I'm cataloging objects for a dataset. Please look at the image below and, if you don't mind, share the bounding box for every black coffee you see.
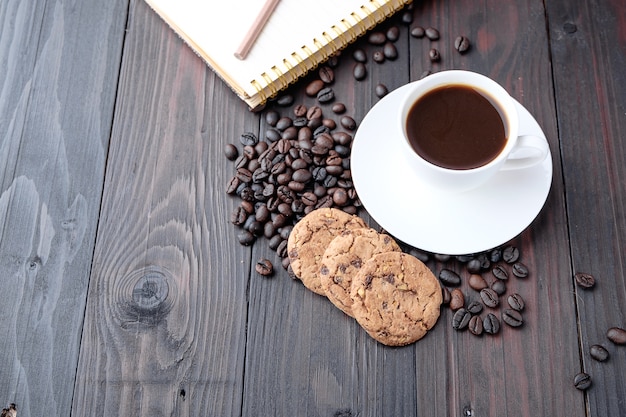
[406,85,507,170]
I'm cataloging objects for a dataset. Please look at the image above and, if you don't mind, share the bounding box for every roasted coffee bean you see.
[429,48,441,62]
[341,116,357,131]
[265,128,281,142]
[276,94,294,107]
[292,117,308,128]
[483,313,500,335]
[292,104,307,117]
[401,10,413,24]
[512,262,529,278]
[454,36,471,53]
[248,220,264,236]
[317,87,335,103]
[410,26,425,38]
[353,62,367,80]
[224,143,239,160]
[466,301,483,315]
[607,327,626,345]
[450,288,465,310]
[265,110,280,126]
[452,308,471,330]
[332,189,349,206]
[368,31,386,45]
[435,253,451,262]
[372,50,385,63]
[425,27,440,40]
[352,48,367,63]
[502,245,520,263]
[375,84,389,98]
[306,106,323,120]
[439,268,461,286]
[252,167,269,183]
[318,66,335,84]
[476,253,491,270]
[574,272,595,289]
[573,372,592,390]
[469,274,488,291]
[237,230,255,246]
[386,26,400,41]
[276,117,293,131]
[331,102,346,114]
[236,167,253,183]
[502,309,523,327]
[480,288,499,308]
[456,254,473,263]
[283,126,298,140]
[507,293,525,311]
[333,132,352,146]
[276,239,288,257]
[268,234,282,250]
[491,280,506,296]
[468,315,483,336]
[383,42,398,60]
[492,265,509,280]
[589,344,609,362]
[255,258,274,276]
[226,176,240,194]
[466,259,482,274]
[322,118,336,130]
[489,248,502,263]
[230,206,248,226]
[240,132,258,146]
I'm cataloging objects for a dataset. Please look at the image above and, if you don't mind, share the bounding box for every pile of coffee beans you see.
[570,271,626,390]
[416,245,528,337]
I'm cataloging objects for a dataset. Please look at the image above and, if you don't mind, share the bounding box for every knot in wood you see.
[117,266,176,329]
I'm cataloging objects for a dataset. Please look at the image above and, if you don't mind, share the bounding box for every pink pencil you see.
[234,0,280,60]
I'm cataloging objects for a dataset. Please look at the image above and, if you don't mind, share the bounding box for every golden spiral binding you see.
[313,38,328,61]
[250,79,266,103]
[261,72,278,97]
[352,9,367,34]
[321,31,338,55]
[271,65,289,90]
[301,44,318,68]
[339,18,358,43]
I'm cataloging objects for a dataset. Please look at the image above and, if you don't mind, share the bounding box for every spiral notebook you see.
[145,0,412,109]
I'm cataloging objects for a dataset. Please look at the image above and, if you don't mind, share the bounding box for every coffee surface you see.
[406,85,506,170]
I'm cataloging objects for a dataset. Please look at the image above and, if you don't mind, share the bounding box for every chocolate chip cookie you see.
[350,251,442,346]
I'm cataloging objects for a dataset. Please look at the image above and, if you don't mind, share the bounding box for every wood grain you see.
[0,0,127,415]
[547,0,626,414]
[72,0,258,414]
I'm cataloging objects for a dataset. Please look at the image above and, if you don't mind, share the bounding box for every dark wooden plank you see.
[0,0,127,415]
[546,0,626,414]
[71,0,259,415]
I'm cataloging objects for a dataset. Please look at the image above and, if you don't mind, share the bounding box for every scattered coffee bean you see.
[240,132,259,146]
[332,102,346,114]
[368,31,387,45]
[255,258,274,276]
[452,308,471,330]
[353,62,367,80]
[489,248,502,263]
[401,10,413,24]
[491,280,506,296]
[375,84,389,98]
[607,327,626,345]
[225,143,239,160]
[352,48,367,63]
[480,288,499,308]
[372,50,385,63]
[425,27,440,40]
[410,26,425,38]
[237,230,255,246]
[386,26,400,42]
[492,265,509,280]
[502,309,523,327]
[483,313,500,335]
[466,259,481,274]
[439,268,461,286]
[507,293,525,311]
[317,87,335,103]
[306,79,325,96]
[383,42,398,60]
[454,35,471,53]
[318,66,335,84]
[340,116,357,131]
[574,272,595,289]
[265,110,280,126]
[512,262,529,278]
[469,274,488,290]
[573,372,592,390]
[468,315,483,336]
[434,253,451,262]
[441,286,451,305]
[589,344,609,362]
[466,301,483,315]
[502,245,520,263]
[276,94,294,107]
[429,48,441,62]
[450,288,465,310]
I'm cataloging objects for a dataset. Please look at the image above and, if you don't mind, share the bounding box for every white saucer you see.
[351,83,552,255]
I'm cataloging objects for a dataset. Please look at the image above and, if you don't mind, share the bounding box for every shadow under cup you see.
[399,70,525,193]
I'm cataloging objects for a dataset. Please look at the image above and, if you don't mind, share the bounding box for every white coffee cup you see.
[398,70,549,192]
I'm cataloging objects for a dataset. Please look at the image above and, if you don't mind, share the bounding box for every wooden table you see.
[2,0,625,415]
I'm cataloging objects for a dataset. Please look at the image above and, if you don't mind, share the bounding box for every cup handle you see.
[500,135,549,171]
